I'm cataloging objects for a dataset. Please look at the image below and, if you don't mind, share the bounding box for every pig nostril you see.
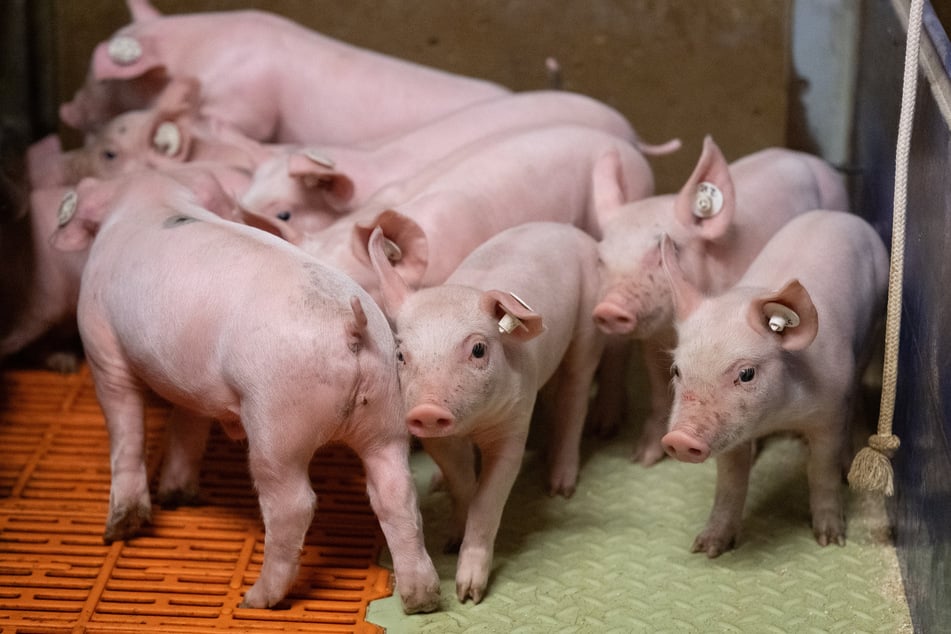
[687,447,703,457]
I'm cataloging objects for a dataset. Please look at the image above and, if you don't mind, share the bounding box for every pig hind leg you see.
[240,417,322,609]
[545,337,604,497]
[88,356,153,543]
[360,439,441,614]
[156,407,213,507]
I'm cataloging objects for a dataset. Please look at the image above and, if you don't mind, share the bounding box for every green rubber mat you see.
[368,429,912,633]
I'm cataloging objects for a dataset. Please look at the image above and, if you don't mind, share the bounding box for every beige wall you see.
[51,0,792,193]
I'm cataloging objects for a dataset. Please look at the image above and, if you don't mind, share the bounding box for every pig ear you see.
[481,290,545,342]
[367,226,411,317]
[673,135,736,241]
[92,34,163,81]
[287,151,355,209]
[660,234,703,321]
[748,279,819,351]
[49,178,115,251]
[351,209,428,288]
[239,207,303,244]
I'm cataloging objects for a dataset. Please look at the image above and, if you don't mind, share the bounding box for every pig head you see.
[591,135,848,465]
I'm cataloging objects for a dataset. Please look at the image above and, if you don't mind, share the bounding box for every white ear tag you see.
[303,148,336,168]
[498,292,533,334]
[108,35,143,65]
[693,181,724,218]
[383,238,402,262]
[153,122,182,156]
[764,302,800,333]
[57,191,78,227]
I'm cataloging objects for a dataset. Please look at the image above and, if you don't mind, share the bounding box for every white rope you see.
[848,0,925,495]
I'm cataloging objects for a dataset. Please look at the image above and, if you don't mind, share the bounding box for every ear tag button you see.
[303,149,336,168]
[764,302,800,333]
[497,293,534,334]
[108,35,143,65]
[383,238,402,262]
[153,122,182,156]
[57,191,78,227]
[693,181,724,218]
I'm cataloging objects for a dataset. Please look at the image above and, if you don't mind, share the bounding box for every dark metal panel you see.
[853,1,951,631]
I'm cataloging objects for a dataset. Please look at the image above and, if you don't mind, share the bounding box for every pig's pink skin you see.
[369,221,605,603]
[61,1,508,143]
[0,186,87,367]
[660,210,888,557]
[592,136,849,466]
[246,124,654,308]
[50,170,440,613]
[26,135,69,189]
[240,90,675,233]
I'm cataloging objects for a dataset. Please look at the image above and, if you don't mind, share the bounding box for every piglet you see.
[240,90,678,233]
[660,210,888,556]
[245,124,655,306]
[49,169,440,612]
[368,221,606,603]
[61,0,508,144]
[592,136,848,465]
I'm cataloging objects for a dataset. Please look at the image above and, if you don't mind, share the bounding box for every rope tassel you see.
[847,0,924,496]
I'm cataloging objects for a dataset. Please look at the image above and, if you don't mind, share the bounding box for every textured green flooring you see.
[368,424,912,633]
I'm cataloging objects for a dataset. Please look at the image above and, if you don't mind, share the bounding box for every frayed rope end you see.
[847,434,901,496]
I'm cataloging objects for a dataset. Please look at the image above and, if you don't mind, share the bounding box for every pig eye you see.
[738,367,755,383]
[102,149,117,161]
[670,364,680,379]
[471,342,486,359]
[276,210,292,221]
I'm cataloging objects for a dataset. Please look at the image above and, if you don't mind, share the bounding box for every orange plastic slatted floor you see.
[0,366,391,633]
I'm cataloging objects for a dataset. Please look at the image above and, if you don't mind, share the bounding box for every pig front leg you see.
[631,337,674,466]
[156,407,212,508]
[692,442,754,557]
[361,440,442,614]
[241,430,318,609]
[420,436,479,551]
[805,424,847,547]
[456,431,527,604]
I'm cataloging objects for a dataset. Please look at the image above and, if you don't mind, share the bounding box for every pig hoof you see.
[156,486,202,509]
[814,526,846,547]
[399,581,441,614]
[103,502,152,544]
[44,351,81,374]
[630,441,667,467]
[690,532,736,558]
[456,579,485,605]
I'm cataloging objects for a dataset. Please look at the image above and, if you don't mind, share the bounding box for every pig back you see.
[80,205,397,429]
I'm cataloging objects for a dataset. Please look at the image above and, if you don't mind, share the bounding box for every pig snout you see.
[592,299,636,335]
[406,403,456,437]
[662,429,710,463]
